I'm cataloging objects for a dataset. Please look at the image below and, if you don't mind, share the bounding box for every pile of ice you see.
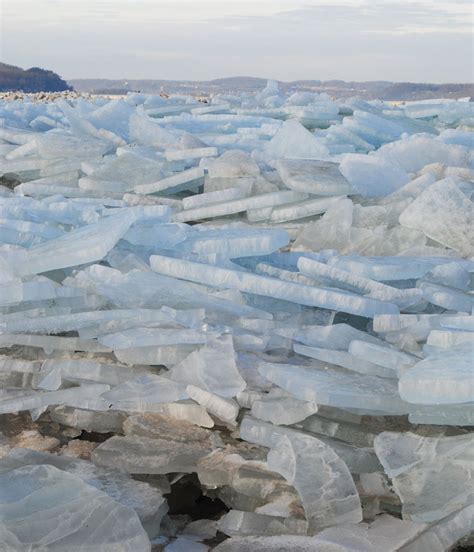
[0,81,472,551]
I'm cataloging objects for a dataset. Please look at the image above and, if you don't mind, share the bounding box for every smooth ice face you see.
[267,433,362,532]
[258,361,408,414]
[374,432,474,522]
[264,119,329,161]
[4,211,135,276]
[276,159,352,195]
[399,179,474,257]
[170,335,246,398]
[398,344,474,404]
[339,154,409,197]
[0,464,151,551]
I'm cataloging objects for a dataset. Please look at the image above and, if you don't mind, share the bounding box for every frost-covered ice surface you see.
[0,82,473,551]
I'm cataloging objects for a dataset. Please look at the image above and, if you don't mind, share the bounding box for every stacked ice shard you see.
[0,82,473,551]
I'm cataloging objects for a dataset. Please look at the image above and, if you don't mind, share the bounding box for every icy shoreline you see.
[0,81,472,551]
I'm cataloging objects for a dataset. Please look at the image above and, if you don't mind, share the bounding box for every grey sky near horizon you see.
[1,0,472,83]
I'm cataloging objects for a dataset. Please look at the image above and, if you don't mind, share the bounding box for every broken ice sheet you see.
[374,432,474,522]
[267,432,362,532]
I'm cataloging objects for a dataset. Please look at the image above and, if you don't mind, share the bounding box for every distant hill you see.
[70,76,473,100]
[0,62,72,93]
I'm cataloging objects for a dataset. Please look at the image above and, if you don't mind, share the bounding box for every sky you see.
[1,0,472,83]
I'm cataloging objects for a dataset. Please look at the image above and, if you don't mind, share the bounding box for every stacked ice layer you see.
[0,81,472,551]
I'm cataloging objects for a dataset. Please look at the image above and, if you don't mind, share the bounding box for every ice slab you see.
[258,361,408,414]
[340,154,410,197]
[276,159,352,195]
[150,254,399,317]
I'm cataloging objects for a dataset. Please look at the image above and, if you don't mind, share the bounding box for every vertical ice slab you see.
[267,432,362,532]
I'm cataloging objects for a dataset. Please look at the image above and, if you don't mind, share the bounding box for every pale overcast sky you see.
[1,0,472,82]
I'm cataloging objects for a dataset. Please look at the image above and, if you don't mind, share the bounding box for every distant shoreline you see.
[69,77,473,101]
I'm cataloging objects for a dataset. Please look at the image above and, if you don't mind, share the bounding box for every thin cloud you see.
[1,0,472,82]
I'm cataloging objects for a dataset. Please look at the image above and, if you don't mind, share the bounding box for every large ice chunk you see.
[0,464,150,551]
